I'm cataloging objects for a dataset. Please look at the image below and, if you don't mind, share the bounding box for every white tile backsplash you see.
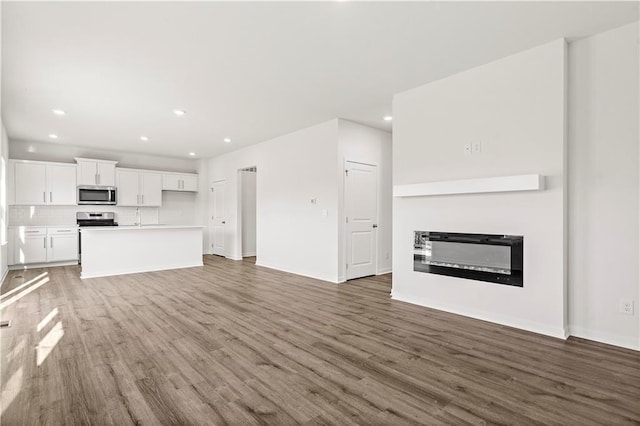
[9,205,159,227]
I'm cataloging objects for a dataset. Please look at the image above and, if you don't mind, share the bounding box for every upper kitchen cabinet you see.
[9,160,77,205]
[162,172,198,192]
[116,168,162,206]
[75,158,118,186]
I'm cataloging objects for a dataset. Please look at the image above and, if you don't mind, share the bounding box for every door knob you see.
[222,221,226,224]
[373,224,378,228]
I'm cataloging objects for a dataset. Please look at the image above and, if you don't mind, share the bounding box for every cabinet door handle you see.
[44,237,46,248]
[141,194,144,204]
[43,192,46,203]
[50,192,53,202]
[97,174,101,185]
[25,230,40,234]
[95,173,98,184]
[50,237,53,248]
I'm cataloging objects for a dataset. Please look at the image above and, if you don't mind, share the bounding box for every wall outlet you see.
[463,143,472,156]
[620,299,634,315]
[472,141,482,154]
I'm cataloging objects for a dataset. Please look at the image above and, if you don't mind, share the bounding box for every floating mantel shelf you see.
[393,174,545,197]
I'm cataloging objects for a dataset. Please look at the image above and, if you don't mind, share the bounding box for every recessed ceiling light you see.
[140,136,149,142]
[223,138,231,143]
[189,152,195,156]
[173,109,186,116]
[383,116,393,121]
[48,134,58,139]
[52,109,66,116]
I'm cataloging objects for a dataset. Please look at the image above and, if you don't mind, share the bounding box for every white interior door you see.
[346,161,378,280]
[210,180,226,256]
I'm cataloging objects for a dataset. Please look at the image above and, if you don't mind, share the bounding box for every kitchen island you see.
[80,225,203,279]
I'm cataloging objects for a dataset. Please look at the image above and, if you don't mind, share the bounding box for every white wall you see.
[240,170,257,257]
[337,119,393,281]
[568,22,639,350]
[392,40,567,338]
[0,123,8,285]
[208,120,340,282]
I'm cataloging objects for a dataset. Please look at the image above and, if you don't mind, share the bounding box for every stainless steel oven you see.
[77,185,117,205]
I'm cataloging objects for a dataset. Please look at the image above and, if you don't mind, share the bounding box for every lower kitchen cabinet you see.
[10,226,78,265]
[48,228,80,262]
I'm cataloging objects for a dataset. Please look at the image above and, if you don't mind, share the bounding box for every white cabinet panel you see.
[116,170,140,206]
[76,159,117,186]
[162,174,181,191]
[14,163,47,205]
[13,230,48,265]
[141,173,162,206]
[181,175,198,192]
[77,161,98,185]
[48,232,78,262]
[97,162,116,186]
[117,170,162,206]
[11,227,78,265]
[12,162,76,206]
[48,165,77,205]
[161,173,198,192]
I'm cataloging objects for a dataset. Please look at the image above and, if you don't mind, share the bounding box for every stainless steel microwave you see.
[77,185,117,205]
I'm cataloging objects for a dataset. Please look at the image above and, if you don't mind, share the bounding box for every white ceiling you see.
[2,2,638,159]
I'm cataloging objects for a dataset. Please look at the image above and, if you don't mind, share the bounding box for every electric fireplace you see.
[414,231,523,287]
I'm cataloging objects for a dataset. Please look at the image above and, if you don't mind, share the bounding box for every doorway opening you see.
[209,180,226,257]
[239,167,257,264]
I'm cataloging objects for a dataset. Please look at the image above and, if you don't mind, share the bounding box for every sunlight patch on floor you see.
[37,307,59,332]
[0,366,23,416]
[0,275,50,310]
[36,321,64,367]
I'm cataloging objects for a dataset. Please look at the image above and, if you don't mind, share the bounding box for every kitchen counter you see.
[87,224,202,231]
[80,225,203,279]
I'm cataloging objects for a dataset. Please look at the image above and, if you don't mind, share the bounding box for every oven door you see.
[77,186,117,205]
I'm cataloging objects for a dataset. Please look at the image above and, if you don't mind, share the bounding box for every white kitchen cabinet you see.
[48,165,77,204]
[141,172,162,206]
[75,158,117,186]
[48,228,79,262]
[11,160,77,206]
[14,228,48,264]
[161,172,198,192]
[10,227,78,265]
[116,169,162,206]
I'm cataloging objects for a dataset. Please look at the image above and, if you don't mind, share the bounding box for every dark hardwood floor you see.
[1,255,639,425]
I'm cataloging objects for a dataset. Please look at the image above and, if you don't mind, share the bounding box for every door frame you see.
[209,179,226,257]
[342,159,379,282]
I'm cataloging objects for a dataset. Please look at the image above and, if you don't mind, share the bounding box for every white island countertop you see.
[82,224,203,231]
[80,225,203,279]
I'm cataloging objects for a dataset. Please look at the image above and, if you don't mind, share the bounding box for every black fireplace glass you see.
[414,231,523,287]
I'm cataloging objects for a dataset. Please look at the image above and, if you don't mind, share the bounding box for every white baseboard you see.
[242,252,256,257]
[569,326,639,351]
[227,256,242,261]
[9,260,79,270]
[391,292,568,340]
[255,261,339,284]
[376,268,392,275]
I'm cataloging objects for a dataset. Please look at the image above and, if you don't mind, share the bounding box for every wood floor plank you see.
[1,256,639,425]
